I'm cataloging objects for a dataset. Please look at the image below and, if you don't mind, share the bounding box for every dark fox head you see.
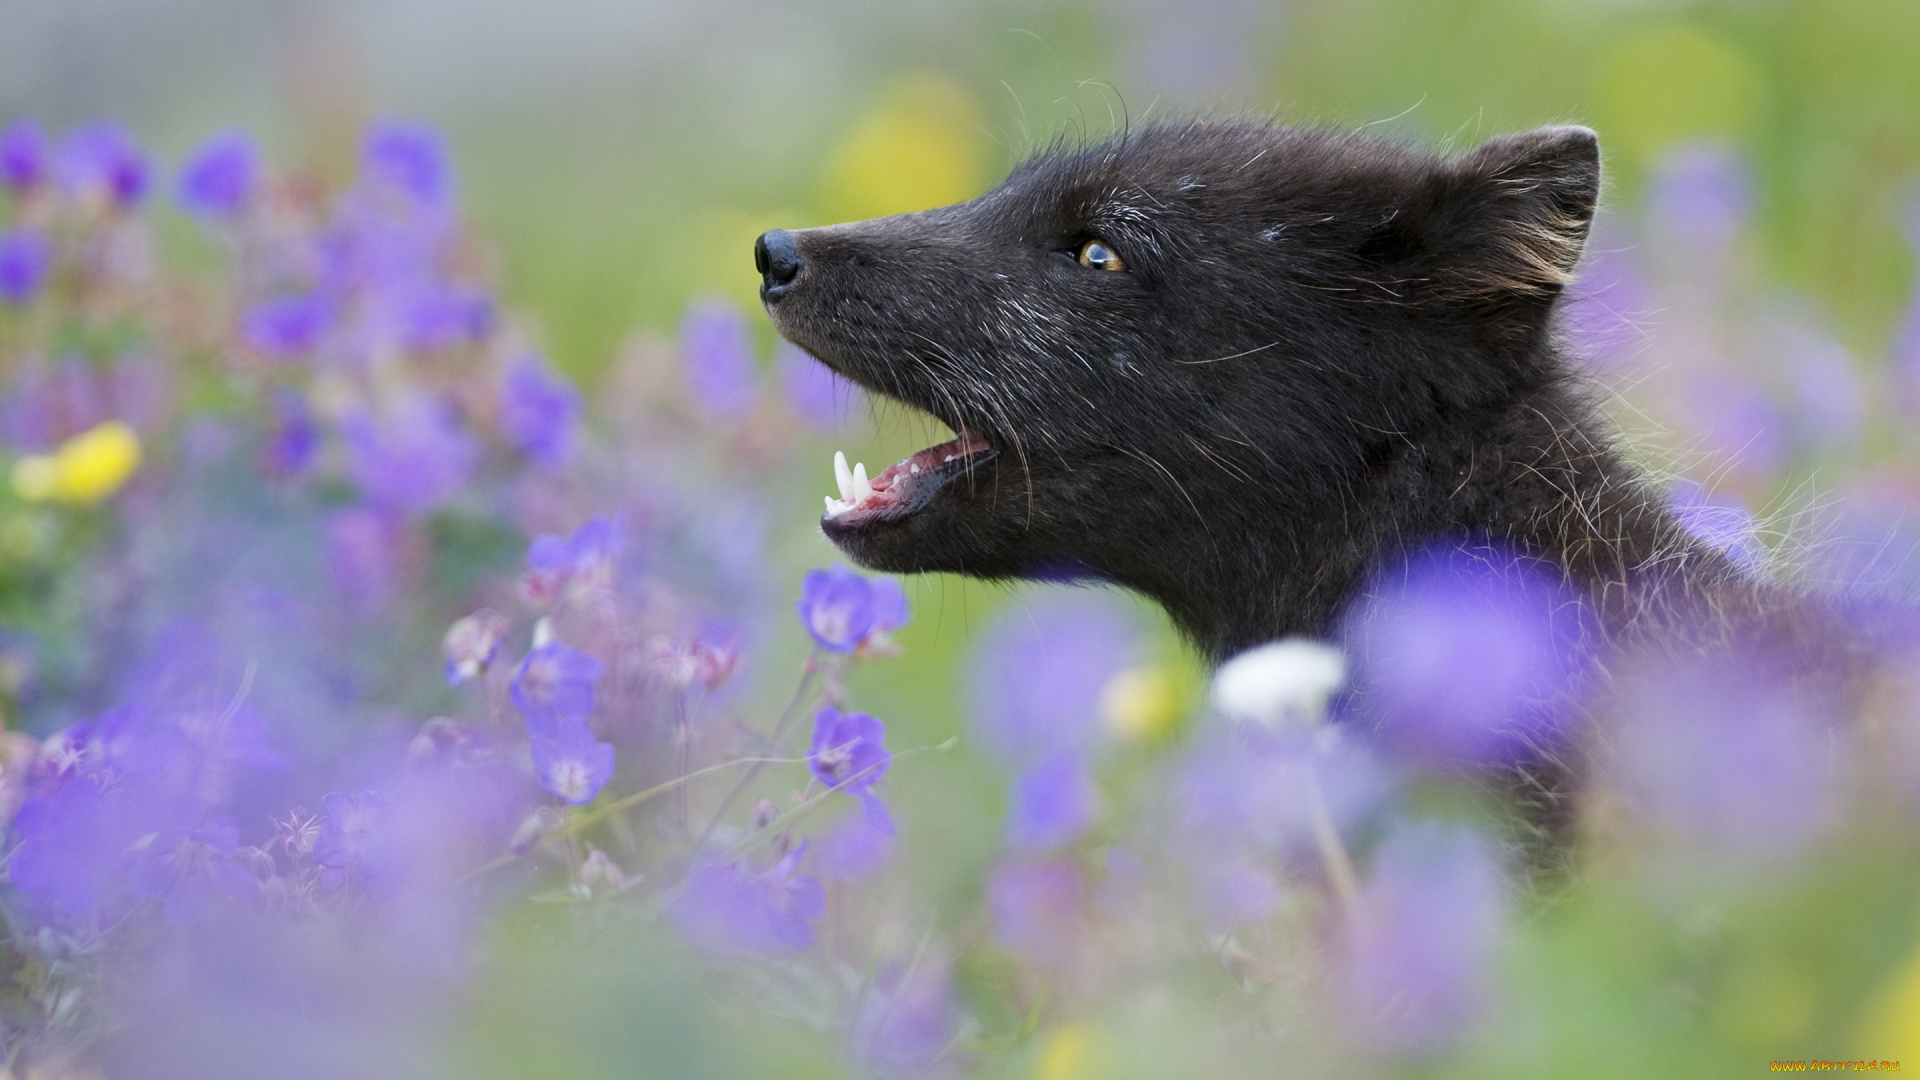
[758,121,1628,658]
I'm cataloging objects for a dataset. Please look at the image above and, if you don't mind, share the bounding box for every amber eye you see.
[1077,239,1126,271]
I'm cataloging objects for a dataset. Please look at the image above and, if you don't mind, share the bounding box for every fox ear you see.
[1434,125,1601,299]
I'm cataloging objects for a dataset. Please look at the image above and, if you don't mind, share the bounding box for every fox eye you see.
[1076,239,1126,272]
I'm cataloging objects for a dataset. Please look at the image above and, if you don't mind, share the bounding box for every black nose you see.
[755,229,802,302]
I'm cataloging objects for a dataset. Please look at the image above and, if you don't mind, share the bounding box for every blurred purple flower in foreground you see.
[1338,820,1506,1060]
[314,789,392,890]
[127,815,258,925]
[1667,478,1764,570]
[681,299,758,419]
[511,640,604,722]
[263,387,319,477]
[1345,544,1593,768]
[176,131,259,221]
[988,860,1085,969]
[10,778,122,914]
[529,716,615,805]
[0,118,47,191]
[818,793,896,881]
[498,352,580,467]
[0,229,52,306]
[810,707,890,795]
[1006,753,1100,851]
[849,959,963,1078]
[668,845,825,954]
[965,591,1141,765]
[796,565,909,653]
[60,120,151,208]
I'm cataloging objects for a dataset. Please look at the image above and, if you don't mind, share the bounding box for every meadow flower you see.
[442,609,510,685]
[9,777,125,915]
[987,860,1085,968]
[809,707,890,794]
[523,516,622,604]
[127,816,260,925]
[242,293,334,360]
[849,958,963,1078]
[668,846,825,953]
[681,299,758,418]
[325,505,402,605]
[10,420,143,504]
[511,641,604,721]
[363,119,455,208]
[262,387,319,477]
[1338,820,1506,1060]
[817,793,896,881]
[314,789,393,890]
[965,591,1141,765]
[1175,726,1387,857]
[0,228,52,306]
[340,394,481,515]
[176,131,259,220]
[0,118,47,191]
[529,715,615,805]
[1647,143,1752,253]
[645,634,740,690]
[1005,753,1099,851]
[498,353,580,466]
[1210,638,1346,730]
[1343,544,1593,769]
[796,565,877,652]
[59,120,150,208]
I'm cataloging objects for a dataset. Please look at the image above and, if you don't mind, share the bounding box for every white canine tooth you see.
[943,454,956,463]
[910,463,920,474]
[852,461,873,502]
[834,451,855,502]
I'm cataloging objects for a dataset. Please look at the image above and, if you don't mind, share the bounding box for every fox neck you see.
[1096,379,1744,664]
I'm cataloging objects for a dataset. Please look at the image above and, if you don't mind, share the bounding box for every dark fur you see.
[763,120,1760,664]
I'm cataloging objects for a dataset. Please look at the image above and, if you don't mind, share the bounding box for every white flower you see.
[1210,638,1347,730]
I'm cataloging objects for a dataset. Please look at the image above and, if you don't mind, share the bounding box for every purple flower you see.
[681,299,758,418]
[9,778,124,914]
[177,131,259,220]
[668,845,825,953]
[314,789,392,889]
[340,394,480,515]
[809,707,890,794]
[1176,727,1388,857]
[965,591,1142,765]
[400,284,492,351]
[795,564,909,652]
[1681,370,1789,482]
[363,120,454,207]
[262,387,319,477]
[1344,544,1594,769]
[0,118,47,191]
[849,958,964,1078]
[0,229,52,306]
[1647,143,1751,252]
[443,609,510,685]
[818,793,897,881]
[498,353,580,466]
[529,716,615,805]
[326,506,402,605]
[59,121,150,208]
[127,816,259,925]
[243,292,334,360]
[779,341,860,429]
[1607,655,1837,864]
[987,860,1085,968]
[1006,753,1100,851]
[523,516,622,605]
[1338,821,1506,1060]
[511,641,604,721]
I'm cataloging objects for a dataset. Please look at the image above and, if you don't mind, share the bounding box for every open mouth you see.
[821,429,997,526]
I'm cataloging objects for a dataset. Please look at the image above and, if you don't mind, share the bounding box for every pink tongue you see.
[871,431,988,493]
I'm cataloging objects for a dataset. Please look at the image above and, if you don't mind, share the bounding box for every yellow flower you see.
[10,420,143,505]
[1101,665,1187,743]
